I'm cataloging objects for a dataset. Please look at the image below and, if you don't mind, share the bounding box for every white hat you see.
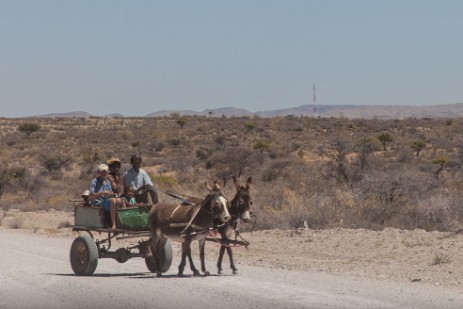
[97,164,109,172]
[81,190,90,197]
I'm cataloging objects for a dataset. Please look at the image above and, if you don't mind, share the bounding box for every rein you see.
[159,189,194,205]
[207,227,250,249]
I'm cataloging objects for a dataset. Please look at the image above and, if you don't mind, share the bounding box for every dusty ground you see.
[1,209,462,289]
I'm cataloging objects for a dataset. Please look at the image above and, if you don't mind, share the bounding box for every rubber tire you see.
[70,236,98,276]
[145,238,173,273]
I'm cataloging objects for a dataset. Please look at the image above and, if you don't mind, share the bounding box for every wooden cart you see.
[69,205,172,276]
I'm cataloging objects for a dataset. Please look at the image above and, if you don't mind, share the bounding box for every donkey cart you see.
[70,205,172,276]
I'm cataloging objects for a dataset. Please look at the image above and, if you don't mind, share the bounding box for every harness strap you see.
[180,205,201,234]
[170,205,182,218]
[170,222,208,231]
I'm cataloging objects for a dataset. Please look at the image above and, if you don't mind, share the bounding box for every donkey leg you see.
[182,239,200,276]
[186,251,200,276]
[217,245,226,274]
[178,241,189,276]
[198,238,210,276]
[226,246,238,274]
[151,228,164,277]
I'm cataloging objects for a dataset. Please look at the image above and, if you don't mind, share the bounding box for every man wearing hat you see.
[107,157,123,196]
[88,163,122,229]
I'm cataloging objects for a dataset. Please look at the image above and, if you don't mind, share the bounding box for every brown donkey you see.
[216,177,253,274]
[148,182,231,277]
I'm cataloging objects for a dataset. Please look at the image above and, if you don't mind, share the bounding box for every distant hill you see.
[203,107,254,117]
[146,107,253,117]
[27,102,463,119]
[31,111,92,118]
[145,109,204,117]
[145,103,463,119]
[104,113,125,118]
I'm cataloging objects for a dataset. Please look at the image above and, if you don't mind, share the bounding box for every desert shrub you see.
[152,174,177,185]
[176,118,187,129]
[261,159,291,182]
[39,153,71,173]
[408,195,453,231]
[397,149,413,163]
[411,141,426,157]
[168,138,182,147]
[431,253,451,266]
[209,146,254,182]
[377,133,393,151]
[9,217,23,229]
[57,220,72,229]
[244,122,256,135]
[253,187,335,230]
[9,168,44,196]
[196,148,209,161]
[17,122,41,136]
[154,141,165,152]
[43,194,75,211]
[0,165,24,202]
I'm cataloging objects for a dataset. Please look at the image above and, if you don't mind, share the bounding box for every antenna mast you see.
[313,84,317,117]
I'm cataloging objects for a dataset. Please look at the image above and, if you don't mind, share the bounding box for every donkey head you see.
[206,181,231,223]
[230,177,253,222]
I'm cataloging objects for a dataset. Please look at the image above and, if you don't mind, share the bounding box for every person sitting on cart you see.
[121,186,145,207]
[123,154,158,205]
[106,157,123,196]
[88,164,123,229]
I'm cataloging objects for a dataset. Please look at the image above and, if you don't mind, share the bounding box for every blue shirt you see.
[123,168,154,191]
[89,177,113,205]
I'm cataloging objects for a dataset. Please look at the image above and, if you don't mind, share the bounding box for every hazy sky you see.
[1,1,462,117]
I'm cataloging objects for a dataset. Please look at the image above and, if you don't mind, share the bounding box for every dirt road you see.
[1,229,462,309]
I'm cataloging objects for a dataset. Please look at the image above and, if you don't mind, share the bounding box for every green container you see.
[117,206,150,231]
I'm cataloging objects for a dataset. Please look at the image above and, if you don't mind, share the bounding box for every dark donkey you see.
[148,182,231,277]
[215,177,253,274]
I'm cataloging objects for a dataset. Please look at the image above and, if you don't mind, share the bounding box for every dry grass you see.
[57,220,71,229]
[0,116,462,231]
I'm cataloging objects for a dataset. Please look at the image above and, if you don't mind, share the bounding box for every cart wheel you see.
[145,238,173,273]
[70,236,98,276]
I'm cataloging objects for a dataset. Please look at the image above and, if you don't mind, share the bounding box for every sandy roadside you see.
[1,209,462,290]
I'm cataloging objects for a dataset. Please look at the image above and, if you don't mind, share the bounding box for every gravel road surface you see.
[1,229,462,309]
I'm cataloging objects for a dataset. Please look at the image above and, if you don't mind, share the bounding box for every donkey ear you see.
[205,182,213,191]
[245,177,252,190]
[233,176,240,191]
[213,180,221,191]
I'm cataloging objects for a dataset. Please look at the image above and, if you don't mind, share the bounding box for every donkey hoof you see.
[232,269,238,275]
[177,272,185,277]
[193,270,200,276]
[218,269,223,275]
[204,271,210,276]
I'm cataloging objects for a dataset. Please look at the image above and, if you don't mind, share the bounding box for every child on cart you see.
[122,186,145,208]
